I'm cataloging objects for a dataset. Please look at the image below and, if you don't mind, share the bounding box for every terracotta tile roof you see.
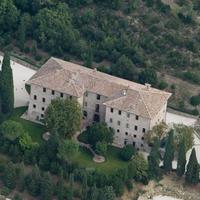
[27,57,171,119]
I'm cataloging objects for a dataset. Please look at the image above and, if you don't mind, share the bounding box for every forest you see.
[0,0,200,81]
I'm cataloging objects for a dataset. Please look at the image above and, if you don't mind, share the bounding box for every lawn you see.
[72,146,129,174]
[9,107,46,143]
[75,129,130,174]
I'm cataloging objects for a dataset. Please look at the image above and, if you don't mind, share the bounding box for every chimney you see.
[145,83,151,90]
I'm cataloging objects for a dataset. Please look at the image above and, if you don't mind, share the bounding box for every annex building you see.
[26,57,171,150]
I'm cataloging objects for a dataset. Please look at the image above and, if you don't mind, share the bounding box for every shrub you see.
[191,109,199,116]
[190,95,200,106]
[120,145,135,161]
[24,46,30,54]
[158,81,168,90]
[13,194,23,200]
[1,186,11,196]
[95,141,107,156]
[126,180,133,191]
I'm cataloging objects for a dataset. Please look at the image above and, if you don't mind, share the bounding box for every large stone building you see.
[26,57,171,150]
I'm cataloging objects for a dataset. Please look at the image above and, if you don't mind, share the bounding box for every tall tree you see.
[111,55,136,81]
[18,15,26,51]
[176,139,186,177]
[185,148,199,185]
[0,53,14,114]
[163,130,175,173]
[2,162,17,189]
[67,173,74,200]
[45,98,82,138]
[57,170,64,200]
[138,68,158,87]
[26,165,41,196]
[57,139,79,163]
[148,139,161,180]
[40,172,53,200]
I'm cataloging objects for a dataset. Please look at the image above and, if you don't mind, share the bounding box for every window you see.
[127,113,130,118]
[42,107,45,111]
[133,142,136,147]
[33,104,36,108]
[97,94,100,100]
[70,96,72,99]
[42,98,46,103]
[126,123,129,128]
[135,126,138,131]
[142,137,144,140]
[95,104,100,112]
[85,92,88,97]
[142,128,146,133]
[141,144,144,147]
[60,93,64,98]
[110,118,113,123]
[110,108,113,113]
[136,115,139,120]
[83,111,87,118]
[125,132,128,136]
[52,90,55,95]
[84,102,87,107]
[117,129,120,133]
[41,114,44,118]
[34,95,37,100]
[118,110,121,115]
[124,140,127,145]
[117,121,120,126]
[134,135,137,138]
[43,88,46,92]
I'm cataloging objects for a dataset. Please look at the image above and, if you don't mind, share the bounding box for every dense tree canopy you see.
[0,0,199,87]
[45,98,82,138]
[85,122,114,147]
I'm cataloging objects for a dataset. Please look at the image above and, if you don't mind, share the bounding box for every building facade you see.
[27,57,171,150]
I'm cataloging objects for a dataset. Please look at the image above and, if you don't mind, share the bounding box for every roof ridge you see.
[103,94,127,105]
[138,91,151,118]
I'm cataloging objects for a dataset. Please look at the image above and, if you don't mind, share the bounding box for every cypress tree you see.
[163,130,175,173]
[185,148,199,185]
[176,139,186,177]
[27,165,41,196]
[148,138,162,180]
[67,173,74,200]
[0,52,14,114]
[57,170,64,200]
[18,16,26,51]
[40,172,53,200]
[2,162,17,189]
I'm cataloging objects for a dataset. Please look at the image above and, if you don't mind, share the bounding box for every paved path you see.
[73,131,105,162]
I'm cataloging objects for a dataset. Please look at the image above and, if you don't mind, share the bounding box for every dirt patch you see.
[159,73,200,112]
[120,174,200,200]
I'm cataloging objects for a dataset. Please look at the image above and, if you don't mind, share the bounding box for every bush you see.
[126,180,133,191]
[13,194,23,200]
[191,109,199,116]
[119,145,135,161]
[95,141,107,156]
[24,46,30,54]
[35,54,42,61]
[190,95,200,106]
[1,186,11,196]
[158,81,168,90]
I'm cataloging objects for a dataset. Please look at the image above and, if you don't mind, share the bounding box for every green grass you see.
[76,130,130,174]
[72,146,129,174]
[9,107,46,143]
